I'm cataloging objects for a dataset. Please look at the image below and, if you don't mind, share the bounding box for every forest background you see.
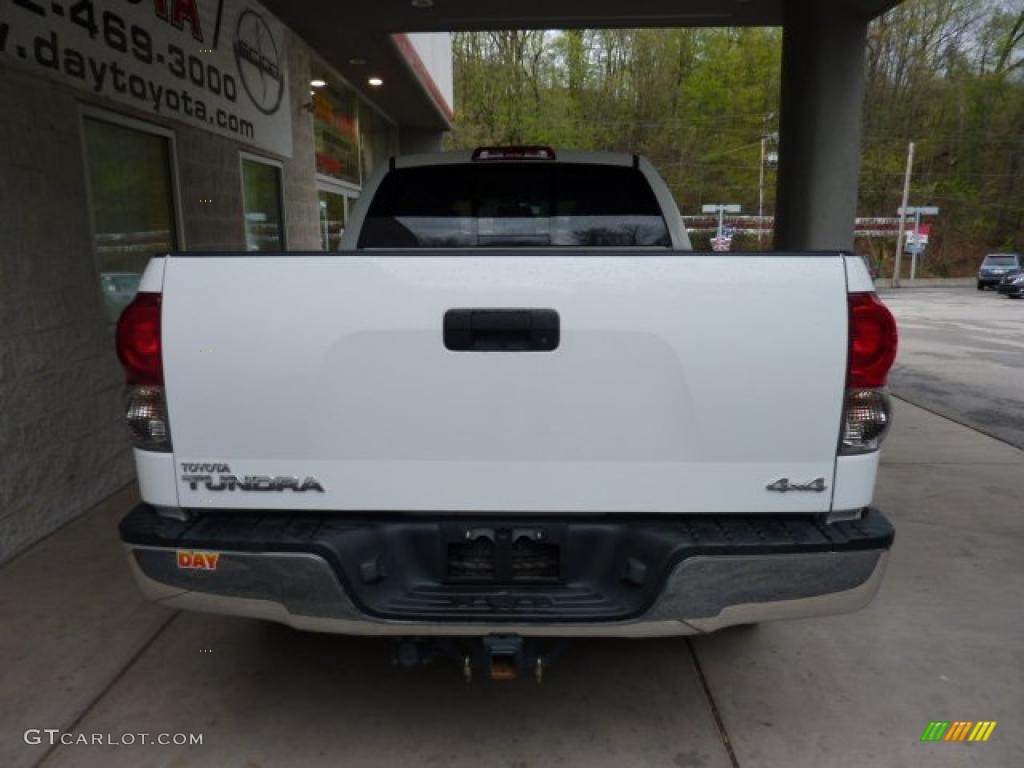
[446,0,1024,274]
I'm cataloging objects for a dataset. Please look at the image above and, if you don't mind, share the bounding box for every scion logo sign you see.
[0,0,292,156]
[234,9,282,115]
[181,463,325,492]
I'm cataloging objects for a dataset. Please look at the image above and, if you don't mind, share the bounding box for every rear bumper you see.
[120,505,894,637]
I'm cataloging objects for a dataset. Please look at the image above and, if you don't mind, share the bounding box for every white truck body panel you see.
[160,252,850,514]
[120,152,895,642]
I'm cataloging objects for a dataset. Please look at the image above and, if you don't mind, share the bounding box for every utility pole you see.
[893,141,915,287]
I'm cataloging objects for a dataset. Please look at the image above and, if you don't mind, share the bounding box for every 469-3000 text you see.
[9,0,238,102]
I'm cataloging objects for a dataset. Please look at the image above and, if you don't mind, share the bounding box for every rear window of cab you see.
[358,163,671,249]
[983,255,1019,266]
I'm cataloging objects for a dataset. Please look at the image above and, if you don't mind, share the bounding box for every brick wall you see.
[0,32,321,562]
[165,34,320,252]
[0,66,133,561]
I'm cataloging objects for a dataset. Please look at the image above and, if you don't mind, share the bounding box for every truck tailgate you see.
[162,252,848,514]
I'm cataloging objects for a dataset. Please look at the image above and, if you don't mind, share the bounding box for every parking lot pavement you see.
[0,486,173,768]
[693,399,1024,768]
[38,621,733,768]
[882,286,1024,449]
[3,401,1022,768]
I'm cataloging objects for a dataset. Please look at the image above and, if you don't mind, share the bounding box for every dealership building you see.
[0,0,452,560]
[3,0,905,563]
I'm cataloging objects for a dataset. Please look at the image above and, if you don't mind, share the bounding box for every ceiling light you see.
[310,79,326,88]
[368,77,383,87]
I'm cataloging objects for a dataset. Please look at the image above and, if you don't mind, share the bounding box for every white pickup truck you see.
[117,147,897,678]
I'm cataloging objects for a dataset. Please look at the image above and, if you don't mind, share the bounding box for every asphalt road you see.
[882,286,1024,449]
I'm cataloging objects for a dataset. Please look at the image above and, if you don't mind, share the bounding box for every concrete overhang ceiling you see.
[263,0,903,130]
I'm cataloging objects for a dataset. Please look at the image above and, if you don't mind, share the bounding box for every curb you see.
[875,278,975,289]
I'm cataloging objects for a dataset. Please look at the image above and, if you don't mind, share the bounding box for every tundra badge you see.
[180,463,325,492]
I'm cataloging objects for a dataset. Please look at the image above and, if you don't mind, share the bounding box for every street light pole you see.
[911,209,921,280]
[758,135,766,248]
[899,205,940,280]
[757,116,776,249]
[702,204,742,250]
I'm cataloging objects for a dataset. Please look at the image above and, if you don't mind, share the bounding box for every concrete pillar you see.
[774,1,869,252]
[399,127,445,155]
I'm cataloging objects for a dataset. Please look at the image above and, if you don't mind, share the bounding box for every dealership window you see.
[318,185,356,250]
[359,104,399,181]
[82,113,180,321]
[313,85,361,186]
[310,69,399,250]
[312,75,399,187]
[240,155,285,251]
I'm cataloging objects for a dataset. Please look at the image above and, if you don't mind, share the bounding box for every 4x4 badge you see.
[766,477,827,493]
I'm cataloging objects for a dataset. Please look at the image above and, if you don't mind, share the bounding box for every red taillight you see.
[116,292,163,385]
[472,145,556,161]
[847,292,897,388]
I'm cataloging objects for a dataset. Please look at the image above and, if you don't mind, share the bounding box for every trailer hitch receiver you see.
[392,635,568,683]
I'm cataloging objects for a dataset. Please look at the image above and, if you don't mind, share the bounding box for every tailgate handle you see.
[444,309,559,352]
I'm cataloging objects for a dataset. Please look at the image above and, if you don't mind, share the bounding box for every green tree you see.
[449,1,1024,271]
